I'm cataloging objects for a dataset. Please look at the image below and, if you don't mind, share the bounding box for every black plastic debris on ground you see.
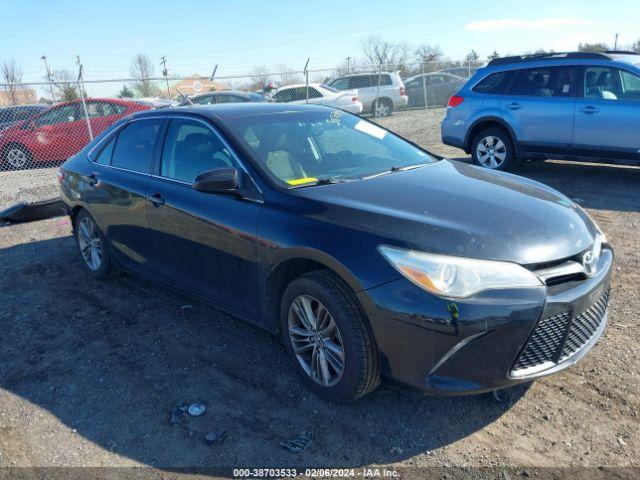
[0,198,63,224]
[280,432,311,453]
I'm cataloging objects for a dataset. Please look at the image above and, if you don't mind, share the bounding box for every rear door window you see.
[508,66,577,97]
[111,118,163,173]
[473,71,515,94]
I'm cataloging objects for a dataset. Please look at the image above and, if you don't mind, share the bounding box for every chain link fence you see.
[0,60,480,207]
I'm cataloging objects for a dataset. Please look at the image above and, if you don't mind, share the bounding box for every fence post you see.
[76,55,93,141]
[375,62,383,118]
[421,61,428,111]
[304,58,310,104]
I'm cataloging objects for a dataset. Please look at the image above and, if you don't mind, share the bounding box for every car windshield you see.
[225,109,436,187]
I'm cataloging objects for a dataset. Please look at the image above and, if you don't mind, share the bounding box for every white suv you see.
[326,72,408,117]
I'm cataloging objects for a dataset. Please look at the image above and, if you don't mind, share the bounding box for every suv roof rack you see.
[486,51,636,67]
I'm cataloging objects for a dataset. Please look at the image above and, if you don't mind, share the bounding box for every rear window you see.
[473,71,515,94]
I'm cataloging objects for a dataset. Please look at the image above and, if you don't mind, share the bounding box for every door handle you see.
[507,102,523,110]
[580,106,599,114]
[83,174,98,187]
[149,193,165,206]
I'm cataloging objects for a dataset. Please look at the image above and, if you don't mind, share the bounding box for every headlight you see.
[379,246,543,298]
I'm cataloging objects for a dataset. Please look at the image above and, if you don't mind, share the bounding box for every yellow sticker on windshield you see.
[287,177,318,186]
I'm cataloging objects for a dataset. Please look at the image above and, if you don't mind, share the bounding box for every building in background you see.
[167,74,229,98]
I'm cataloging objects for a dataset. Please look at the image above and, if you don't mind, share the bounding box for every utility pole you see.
[40,55,56,102]
[345,56,351,74]
[160,56,171,98]
[76,55,93,140]
[614,33,619,50]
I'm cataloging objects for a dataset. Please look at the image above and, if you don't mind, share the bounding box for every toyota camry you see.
[59,103,612,402]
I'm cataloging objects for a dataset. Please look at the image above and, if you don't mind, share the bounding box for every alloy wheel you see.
[476,136,507,169]
[77,217,103,271]
[6,148,28,169]
[288,295,345,387]
[374,101,390,118]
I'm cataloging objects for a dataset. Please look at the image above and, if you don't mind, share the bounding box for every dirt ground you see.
[0,108,638,476]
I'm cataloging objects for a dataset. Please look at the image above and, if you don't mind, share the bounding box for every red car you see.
[0,98,150,169]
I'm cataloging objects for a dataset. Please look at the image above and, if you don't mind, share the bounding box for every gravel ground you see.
[0,108,638,476]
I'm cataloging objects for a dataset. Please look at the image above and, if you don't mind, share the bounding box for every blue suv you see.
[441,51,640,170]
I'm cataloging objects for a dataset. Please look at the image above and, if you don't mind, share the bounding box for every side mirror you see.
[193,167,239,194]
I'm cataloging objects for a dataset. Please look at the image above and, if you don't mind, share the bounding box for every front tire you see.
[471,128,515,171]
[74,209,112,279]
[2,144,32,170]
[280,270,380,403]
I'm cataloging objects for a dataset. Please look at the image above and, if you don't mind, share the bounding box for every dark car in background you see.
[0,104,49,131]
[404,72,466,107]
[0,98,150,169]
[180,90,267,106]
[60,103,612,402]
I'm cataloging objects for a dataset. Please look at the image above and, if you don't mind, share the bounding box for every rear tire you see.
[280,270,380,403]
[371,98,393,118]
[471,127,515,171]
[74,209,113,279]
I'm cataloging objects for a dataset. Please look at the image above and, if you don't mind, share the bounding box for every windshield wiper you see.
[362,162,431,180]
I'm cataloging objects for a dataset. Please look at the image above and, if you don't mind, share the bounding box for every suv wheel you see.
[372,98,393,118]
[280,270,380,403]
[471,128,514,171]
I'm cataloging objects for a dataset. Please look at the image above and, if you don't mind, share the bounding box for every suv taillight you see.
[352,96,358,103]
[447,95,464,108]
[400,86,406,96]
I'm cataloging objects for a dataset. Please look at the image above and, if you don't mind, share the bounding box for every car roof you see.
[486,51,640,70]
[133,102,331,119]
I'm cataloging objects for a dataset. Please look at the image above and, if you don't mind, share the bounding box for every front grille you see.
[561,291,609,360]
[512,290,609,376]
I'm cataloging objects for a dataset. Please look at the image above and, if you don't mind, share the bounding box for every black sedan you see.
[59,103,612,402]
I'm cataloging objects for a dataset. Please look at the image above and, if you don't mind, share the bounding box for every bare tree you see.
[487,50,501,61]
[415,44,443,63]
[632,38,640,53]
[51,70,81,102]
[1,59,24,105]
[249,65,272,91]
[275,64,301,86]
[130,54,159,97]
[361,36,410,70]
[578,42,609,53]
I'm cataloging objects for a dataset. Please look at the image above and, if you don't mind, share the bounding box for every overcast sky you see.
[1,0,638,93]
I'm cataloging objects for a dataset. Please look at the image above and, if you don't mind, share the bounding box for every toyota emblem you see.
[583,250,597,277]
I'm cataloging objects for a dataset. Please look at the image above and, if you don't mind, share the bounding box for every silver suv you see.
[326,72,408,117]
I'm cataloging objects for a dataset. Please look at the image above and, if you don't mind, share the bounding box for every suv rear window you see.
[473,71,514,94]
[508,66,577,97]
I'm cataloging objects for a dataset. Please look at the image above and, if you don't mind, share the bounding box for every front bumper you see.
[357,248,613,395]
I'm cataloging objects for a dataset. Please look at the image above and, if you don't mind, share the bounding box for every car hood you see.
[295,160,598,265]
